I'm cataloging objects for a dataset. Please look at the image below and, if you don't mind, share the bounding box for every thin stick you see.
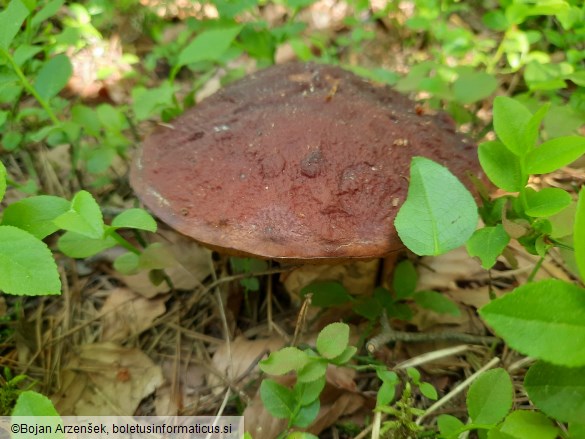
[415,357,501,426]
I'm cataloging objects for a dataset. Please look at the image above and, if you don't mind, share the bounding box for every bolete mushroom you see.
[130,62,481,263]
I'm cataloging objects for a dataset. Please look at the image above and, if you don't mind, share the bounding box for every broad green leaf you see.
[392,260,417,299]
[292,398,319,428]
[377,379,397,407]
[524,187,571,217]
[113,252,140,275]
[316,322,349,359]
[419,382,438,400]
[478,141,525,192]
[177,26,243,68]
[1,196,70,239]
[294,375,326,405]
[569,422,585,439]
[466,225,510,269]
[0,0,30,49]
[287,432,319,439]
[576,189,585,282]
[260,379,295,419]
[57,231,117,258]
[71,105,100,136]
[111,208,157,232]
[480,279,585,366]
[53,190,104,239]
[524,103,550,148]
[493,96,533,156]
[13,391,60,417]
[30,0,64,28]
[437,414,464,437]
[413,290,461,316]
[467,368,513,424]
[525,361,585,423]
[131,81,177,121]
[297,359,327,383]
[0,226,61,295]
[526,136,585,174]
[34,54,73,100]
[495,410,559,439]
[259,347,309,375]
[330,346,357,365]
[453,71,498,104]
[13,44,42,66]
[0,160,6,203]
[394,157,478,256]
[300,281,352,307]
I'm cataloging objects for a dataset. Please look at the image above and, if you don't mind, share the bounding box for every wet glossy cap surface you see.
[131,62,481,261]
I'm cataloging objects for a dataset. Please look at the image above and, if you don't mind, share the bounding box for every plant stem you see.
[0,47,61,126]
[527,255,545,283]
[110,231,141,255]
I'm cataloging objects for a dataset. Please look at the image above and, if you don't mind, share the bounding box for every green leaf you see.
[392,260,417,299]
[0,160,6,203]
[53,190,104,239]
[30,0,64,28]
[260,347,309,376]
[394,157,478,256]
[294,376,326,405]
[316,322,349,359]
[419,382,438,400]
[575,189,585,282]
[0,0,30,49]
[525,362,585,423]
[287,432,319,439]
[114,251,140,274]
[524,103,550,148]
[526,136,585,174]
[301,281,352,307]
[569,422,585,439]
[495,410,559,439]
[524,187,571,217]
[413,290,461,316]
[376,379,397,407]
[260,379,296,419]
[292,398,319,428]
[131,81,177,121]
[437,414,464,437]
[493,96,533,156]
[466,225,510,269]
[467,368,513,424]
[480,279,585,366]
[34,54,73,100]
[330,346,357,365]
[57,231,117,258]
[177,26,243,68]
[111,208,157,232]
[0,226,61,295]
[1,196,70,239]
[13,390,61,419]
[297,360,328,383]
[453,71,498,104]
[478,141,525,192]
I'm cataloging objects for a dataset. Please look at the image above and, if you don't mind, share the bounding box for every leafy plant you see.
[0,368,35,415]
[258,322,356,438]
[0,161,157,295]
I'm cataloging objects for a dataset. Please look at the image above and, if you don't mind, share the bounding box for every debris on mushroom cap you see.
[130,62,482,262]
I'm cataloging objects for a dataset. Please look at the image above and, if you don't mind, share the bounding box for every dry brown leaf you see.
[308,392,367,435]
[282,260,379,302]
[417,247,484,292]
[209,336,285,393]
[119,230,212,298]
[99,288,168,342]
[52,342,163,415]
[155,357,206,416]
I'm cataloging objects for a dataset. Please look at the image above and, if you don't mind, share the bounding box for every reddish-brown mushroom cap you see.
[131,62,481,262]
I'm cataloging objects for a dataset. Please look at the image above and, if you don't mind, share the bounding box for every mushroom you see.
[130,62,481,263]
